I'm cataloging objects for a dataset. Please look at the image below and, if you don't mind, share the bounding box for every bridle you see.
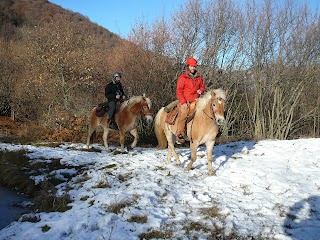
[129,98,152,118]
[201,97,224,121]
[139,99,152,118]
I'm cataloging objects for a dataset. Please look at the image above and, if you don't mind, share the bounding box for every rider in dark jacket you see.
[105,72,126,129]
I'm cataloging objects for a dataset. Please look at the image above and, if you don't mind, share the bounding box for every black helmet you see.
[112,72,122,79]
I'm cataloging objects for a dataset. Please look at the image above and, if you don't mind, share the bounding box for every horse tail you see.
[154,107,168,149]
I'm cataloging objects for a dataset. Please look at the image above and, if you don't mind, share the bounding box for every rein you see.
[203,100,216,121]
[128,99,151,118]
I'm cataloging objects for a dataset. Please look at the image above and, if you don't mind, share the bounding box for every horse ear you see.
[148,95,154,100]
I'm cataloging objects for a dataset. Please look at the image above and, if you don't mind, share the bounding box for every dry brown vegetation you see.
[0,0,319,144]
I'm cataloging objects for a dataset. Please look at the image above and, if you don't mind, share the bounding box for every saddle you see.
[95,101,109,117]
[165,100,197,125]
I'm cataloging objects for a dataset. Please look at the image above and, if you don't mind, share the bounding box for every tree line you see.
[0,0,319,144]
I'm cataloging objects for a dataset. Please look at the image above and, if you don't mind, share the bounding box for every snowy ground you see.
[0,138,320,239]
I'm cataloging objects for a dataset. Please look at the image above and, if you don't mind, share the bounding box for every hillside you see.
[0,0,121,46]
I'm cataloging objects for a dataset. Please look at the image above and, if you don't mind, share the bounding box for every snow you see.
[0,138,320,239]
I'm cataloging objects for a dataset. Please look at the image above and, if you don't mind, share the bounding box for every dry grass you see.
[80,196,90,201]
[117,173,132,182]
[105,195,139,214]
[0,149,74,213]
[74,172,91,184]
[138,229,171,240]
[20,214,41,223]
[183,221,211,235]
[200,207,220,218]
[93,181,111,188]
[127,215,148,223]
[33,181,72,212]
[0,150,39,196]
[41,225,51,232]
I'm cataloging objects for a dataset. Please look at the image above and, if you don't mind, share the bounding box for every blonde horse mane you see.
[119,95,151,111]
[196,88,226,114]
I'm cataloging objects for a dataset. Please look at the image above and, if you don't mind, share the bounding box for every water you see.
[0,185,31,230]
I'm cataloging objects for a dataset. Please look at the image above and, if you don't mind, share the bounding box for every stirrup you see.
[184,135,190,141]
[108,120,118,130]
[176,134,186,143]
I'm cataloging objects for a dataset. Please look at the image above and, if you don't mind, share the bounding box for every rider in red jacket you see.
[176,57,205,143]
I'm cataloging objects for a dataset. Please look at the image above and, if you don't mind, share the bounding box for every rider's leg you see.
[176,105,189,142]
[107,101,118,129]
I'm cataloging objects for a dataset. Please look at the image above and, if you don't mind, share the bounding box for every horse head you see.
[140,96,153,125]
[210,89,226,125]
[196,88,226,125]
[119,95,153,124]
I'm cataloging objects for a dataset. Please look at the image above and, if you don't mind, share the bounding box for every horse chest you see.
[188,120,218,143]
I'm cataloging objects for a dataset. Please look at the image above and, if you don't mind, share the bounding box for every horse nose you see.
[146,116,153,125]
[216,118,225,126]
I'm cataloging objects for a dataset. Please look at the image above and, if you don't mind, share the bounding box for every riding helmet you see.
[113,72,122,79]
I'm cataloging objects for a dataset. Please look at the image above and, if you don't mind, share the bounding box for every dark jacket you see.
[104,81,125,101]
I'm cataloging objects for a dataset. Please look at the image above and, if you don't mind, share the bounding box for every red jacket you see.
[176,71,205,104]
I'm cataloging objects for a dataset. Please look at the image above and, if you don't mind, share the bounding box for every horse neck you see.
[119,102,140,117]
[195,101,215,122]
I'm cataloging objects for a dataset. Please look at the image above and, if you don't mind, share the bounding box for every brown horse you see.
[154,89,226,176]
[86,95,153,152]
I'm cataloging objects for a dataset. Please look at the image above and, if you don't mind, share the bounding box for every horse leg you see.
[128,128,139,150]
[86,123,96,148]
[205,141,215,176]
[119,130,126,152]
[167,133,181,164]
[186,143,198,171]
[102,126,111,152]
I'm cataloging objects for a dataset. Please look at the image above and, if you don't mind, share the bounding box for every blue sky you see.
[49,0,319,38]
[49,0,187,38]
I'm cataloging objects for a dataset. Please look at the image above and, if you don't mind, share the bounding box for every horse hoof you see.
[186,164,192,171]
[127,146,133,151]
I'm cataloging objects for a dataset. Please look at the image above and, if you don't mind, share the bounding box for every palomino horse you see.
[154,89,226,176]
[86,95,153,152]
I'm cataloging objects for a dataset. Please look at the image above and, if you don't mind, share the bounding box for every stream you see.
[0,185,31,230]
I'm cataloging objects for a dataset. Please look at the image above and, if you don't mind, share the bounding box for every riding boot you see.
[108,119,118,130]
[176,129,189,143]
[176,134,186,143]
